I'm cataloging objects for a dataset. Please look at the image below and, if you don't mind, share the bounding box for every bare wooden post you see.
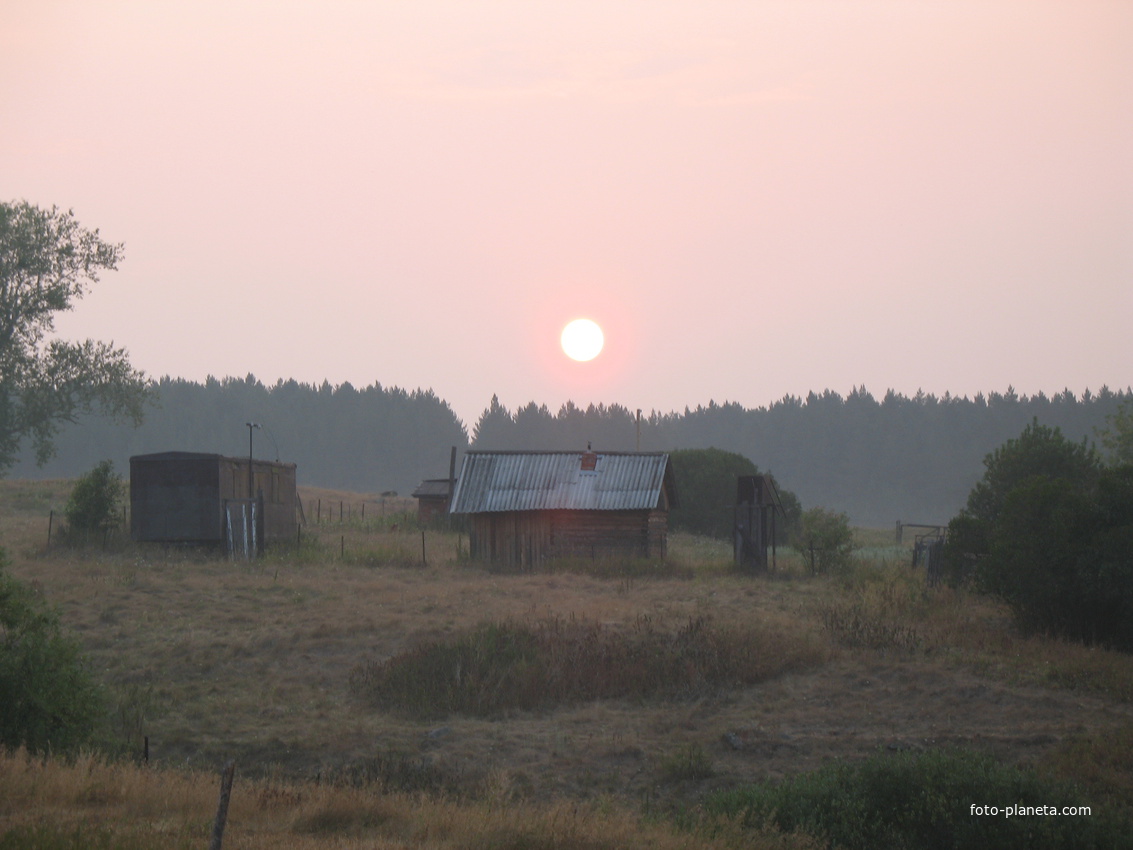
[421,530,427,567]
[46,510,53,549]
[339,500,343,522]
[361,502,365,521]
[209,760,236,850]
[341,535,345,559]
[317,499,321,524]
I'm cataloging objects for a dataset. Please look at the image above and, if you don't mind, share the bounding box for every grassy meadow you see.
[2,478,1132,848]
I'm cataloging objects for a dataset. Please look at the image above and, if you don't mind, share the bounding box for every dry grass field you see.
[2,478,1132,848]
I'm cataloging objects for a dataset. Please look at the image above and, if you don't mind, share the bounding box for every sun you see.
[561,318,604,362]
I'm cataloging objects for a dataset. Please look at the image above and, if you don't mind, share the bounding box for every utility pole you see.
[245,422,261,497]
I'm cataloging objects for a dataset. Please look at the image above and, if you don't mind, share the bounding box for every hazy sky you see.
[4,1,1131,429]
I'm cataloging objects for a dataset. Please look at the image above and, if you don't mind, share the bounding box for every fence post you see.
[421,530,427,567]
[209,760,236,850]
[47,510,53,549]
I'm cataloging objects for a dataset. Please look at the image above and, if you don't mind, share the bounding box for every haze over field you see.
[3,1,1130,427]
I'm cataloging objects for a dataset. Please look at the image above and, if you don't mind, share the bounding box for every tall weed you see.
[350,614,828,718]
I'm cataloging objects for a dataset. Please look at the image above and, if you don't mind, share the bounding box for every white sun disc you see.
[561,318,604,362]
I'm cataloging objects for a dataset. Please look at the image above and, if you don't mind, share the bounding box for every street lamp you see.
[245,422,261,498]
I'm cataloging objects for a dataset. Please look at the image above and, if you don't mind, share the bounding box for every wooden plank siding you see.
[467,508,668,568]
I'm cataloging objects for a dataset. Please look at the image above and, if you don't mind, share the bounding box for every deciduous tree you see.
[0,200,150,474]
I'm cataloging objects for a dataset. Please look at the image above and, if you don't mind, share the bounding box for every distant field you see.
[2,477,1131,848]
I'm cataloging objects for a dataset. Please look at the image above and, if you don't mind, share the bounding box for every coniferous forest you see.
[8,376,1129,528]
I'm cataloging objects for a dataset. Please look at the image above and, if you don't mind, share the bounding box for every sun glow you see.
[560,318,604,362]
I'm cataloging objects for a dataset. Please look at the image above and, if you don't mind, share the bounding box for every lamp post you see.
[245,422,261,498]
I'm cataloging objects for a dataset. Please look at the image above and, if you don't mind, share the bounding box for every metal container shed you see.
[130,451,297,547]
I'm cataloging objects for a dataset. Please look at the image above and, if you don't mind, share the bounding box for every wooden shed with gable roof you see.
[448,450,677,567]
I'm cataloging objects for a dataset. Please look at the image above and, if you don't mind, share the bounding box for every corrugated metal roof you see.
[449,451,673,514]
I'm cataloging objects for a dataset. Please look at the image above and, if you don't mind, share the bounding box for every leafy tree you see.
[977,467,1133,649]
[797,507,853,573]
[0,200,151,475]
[64,460,125,534]
[0,548,104,752]
[946,419,1133,649]
[667,447,801,543]
[946,419,1102,584]
[963,418,1100,526]
[668,448,758,538]
[1098,399,1133,466]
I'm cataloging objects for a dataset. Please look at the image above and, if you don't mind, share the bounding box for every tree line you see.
[9,381,1128,527]
[3,199,1128,527]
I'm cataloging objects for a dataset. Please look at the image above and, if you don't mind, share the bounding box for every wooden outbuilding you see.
[412,478,453,524]
[734,474,777,572]
[130,451,298,551]
[448,450,677,567]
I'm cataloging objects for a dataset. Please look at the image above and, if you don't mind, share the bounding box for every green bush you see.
[797,507,853,573]
[63,460,124,535]
[979,467,1133,649]
[945,420,1133,649]
[668,448,800,543]
[0,548,104,753]
[700,748,1131,850]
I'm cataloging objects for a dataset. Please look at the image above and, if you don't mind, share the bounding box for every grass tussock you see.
[350,614,829,718]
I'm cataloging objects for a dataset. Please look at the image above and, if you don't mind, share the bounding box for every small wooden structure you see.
[130,451,298,551]
[449,450,677,568]
[412,478,453,524]
[734,475,777,572]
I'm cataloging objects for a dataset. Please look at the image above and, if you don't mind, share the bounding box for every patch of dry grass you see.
[0,748,814,849]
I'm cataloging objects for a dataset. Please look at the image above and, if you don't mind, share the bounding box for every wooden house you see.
[130,451,297,550]
[449,450,677,567]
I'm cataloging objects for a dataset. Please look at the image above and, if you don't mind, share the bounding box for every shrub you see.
[979,467,1133,649]
[63,460,125,535]
[349,615,826,718]
[945,419,1133,649]
[700,748,1131,850]
[0,548,104,753]
[797,507,853,574]
[668,448,801,542]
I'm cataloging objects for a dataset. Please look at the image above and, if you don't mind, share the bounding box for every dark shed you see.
[734,474,777,571]
[449,450,677,567]
[130,451,297,547]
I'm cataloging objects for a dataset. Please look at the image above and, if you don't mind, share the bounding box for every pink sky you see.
[4,1,1130,428]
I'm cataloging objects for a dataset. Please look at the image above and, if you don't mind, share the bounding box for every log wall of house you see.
[467,509,669,568]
